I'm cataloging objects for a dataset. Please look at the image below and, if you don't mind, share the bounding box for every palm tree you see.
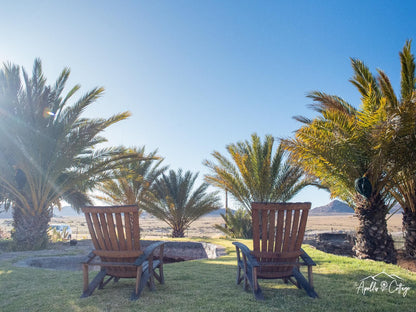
[204,133,312,211]
[282,58,398,263]
[204,134,312,238]
[0,59,136,250]
[95,146,167,209]
[372,41,416,257]
[143,169,221,237]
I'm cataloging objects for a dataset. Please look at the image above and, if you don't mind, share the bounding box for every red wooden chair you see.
[233,202,318,299]
[80,205,165,300]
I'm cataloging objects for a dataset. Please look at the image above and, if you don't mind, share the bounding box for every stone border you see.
[14,240,227,271]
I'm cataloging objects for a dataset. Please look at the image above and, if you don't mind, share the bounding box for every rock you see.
[304,231,355,256]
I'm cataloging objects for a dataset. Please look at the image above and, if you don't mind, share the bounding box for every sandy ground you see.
[307,214,403,233]
[0,213,403,240]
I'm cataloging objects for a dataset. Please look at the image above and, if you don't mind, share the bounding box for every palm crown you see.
[95,146,167,208]
[0,59,135,249]
[143,169,221,237]
[204,133,311,211]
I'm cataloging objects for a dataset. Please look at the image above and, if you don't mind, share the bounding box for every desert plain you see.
[0,213,404,241]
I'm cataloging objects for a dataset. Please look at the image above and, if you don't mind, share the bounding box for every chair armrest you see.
[81,251,96,264]
[232,242,259,267]
[300,248,316,266]
[135,241,165,266]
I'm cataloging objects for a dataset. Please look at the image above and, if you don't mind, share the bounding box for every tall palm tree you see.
[282,58,398,263]
[373,41,416,257]
[143,169,221,237]
[204,133,312,212]
[95,146,167,209]
[0,59,136,250]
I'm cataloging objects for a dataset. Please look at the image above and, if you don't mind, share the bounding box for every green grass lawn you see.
[0,238,415,312]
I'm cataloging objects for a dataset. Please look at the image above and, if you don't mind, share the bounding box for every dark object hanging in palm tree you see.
[355,177,372,199]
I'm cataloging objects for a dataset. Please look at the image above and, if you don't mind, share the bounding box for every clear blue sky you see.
[1,1,414,208]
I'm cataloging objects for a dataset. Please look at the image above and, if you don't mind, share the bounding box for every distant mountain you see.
[389,203,403,215]
[206,208,227,216]
[310,200,354,215]
[53,206,82,217]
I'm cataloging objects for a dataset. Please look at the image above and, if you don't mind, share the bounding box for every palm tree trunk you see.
[353,195,397,264]
[12,204,51,250]
[172,227,185,238]
[402,209,416,258]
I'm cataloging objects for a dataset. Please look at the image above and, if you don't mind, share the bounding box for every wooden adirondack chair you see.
[80,205,165,300]
[233,202,318,299]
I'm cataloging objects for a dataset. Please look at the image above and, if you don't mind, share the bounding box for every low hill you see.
[53,206,81,217]
[310,200,354,215]
[206,208,227,216]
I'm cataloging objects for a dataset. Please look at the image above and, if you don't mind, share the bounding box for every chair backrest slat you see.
[98,213,111,250]
[281,208,292,253]
[91,213,107,250]
[267,209,276,253]
[252,206,260,251]
[106,213,119,250]
[275,209,284,253]
[261,209,268,253]
[295,207,309,250]
[115,212,127,250]
[124,213,133,250]
[85,212,100,248]
[289,210,300,250]
[288,209,301,251]
[132,211,140,250]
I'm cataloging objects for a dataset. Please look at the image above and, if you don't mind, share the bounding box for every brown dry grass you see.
[306,214,403,233]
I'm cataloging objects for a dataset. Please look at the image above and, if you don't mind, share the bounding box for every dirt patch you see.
[397,251,416,273]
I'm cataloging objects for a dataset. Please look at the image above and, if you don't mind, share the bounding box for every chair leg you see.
[251,267,264,300]
[287,276,301,289]
[292,268,318,298]
[158,245,165,284]
[308,265,313,287]
[131,266,143,300]
[236,263,242,285]
[158,263,165,284]
[235,246,243,285]
[82,263,89,294]
[81,268,107,298]
[99,276,114,289]
[242,255,248,291]
[153,262,164,285]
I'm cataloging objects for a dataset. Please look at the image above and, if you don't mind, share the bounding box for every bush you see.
[215,208,253,238]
